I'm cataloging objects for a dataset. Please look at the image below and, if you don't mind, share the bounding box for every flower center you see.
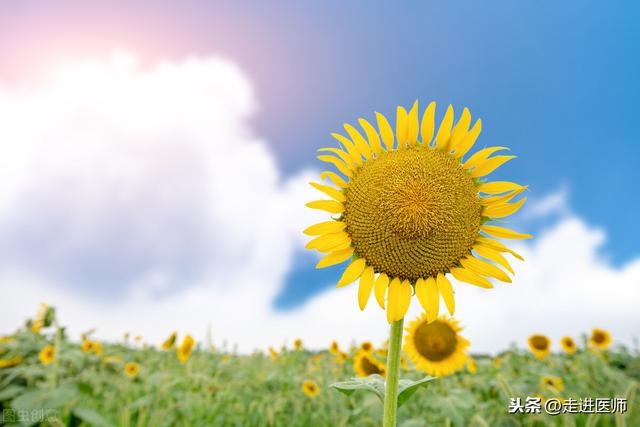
[593,332,605,343]
[360,356,383,375]
[344,147,482,281]
[531,336,549,350]
[413,320,457,361]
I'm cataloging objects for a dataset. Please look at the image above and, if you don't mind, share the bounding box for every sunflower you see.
[360,341,374,353]
[302,380,320,397]
[493,356,501,368]
[354,351,386,377]
[329,341,340,355]
[404,314,469,377]
[268,347,279,360]
[294,338,304,351]
[177,335,195,363]
[39,345,55,365]
[305,101,530,322]
[162,331,178,350]
[124,362,140,378]
[590,328,611,350]
[540,376,564,392]
[0,356,23,369]
[336,351,349,364]
[467,357,478,374]
[560,336,577,354]
[528,334,551,360]
[81,339,94,353]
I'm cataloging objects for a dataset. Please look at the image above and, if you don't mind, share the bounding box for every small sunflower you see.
[540,376,564,392]
[294,338,304,351]
[329,341,340,355]
[404,314,469,377]
[81,339,94,353]
[467,357,478,374]
[360,341,374,353]
[302,380,320,397]
[162,331,178,350]
[0,356,23,369]
[39,345,55,365]
[268,346,279,360]
[305,101,530,322]
[336,351,349,364]
[590,328,611,350]
[528,334,551,360]
[124,362,140,378]
[177,335,195,363]
[560,336,577,354]
[354,351,386,377]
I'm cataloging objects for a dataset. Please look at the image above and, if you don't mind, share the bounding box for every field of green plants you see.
[0,309,638,427]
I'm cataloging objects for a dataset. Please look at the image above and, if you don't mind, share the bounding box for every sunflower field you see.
[0,307,638,427]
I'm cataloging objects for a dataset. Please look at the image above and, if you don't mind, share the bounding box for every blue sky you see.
[0,1,638,350]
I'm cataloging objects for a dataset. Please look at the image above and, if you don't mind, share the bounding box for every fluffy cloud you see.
[1,53,638,354]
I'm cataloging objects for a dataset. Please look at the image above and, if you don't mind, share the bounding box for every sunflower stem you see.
[383,317,404,427]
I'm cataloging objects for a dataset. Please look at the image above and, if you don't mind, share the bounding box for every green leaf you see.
[0,385,25,401]
[73,407,115,427]
[397,376,436,407]
[329,374,386,402]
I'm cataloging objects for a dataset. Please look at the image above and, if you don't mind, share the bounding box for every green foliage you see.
[0,325,638,426]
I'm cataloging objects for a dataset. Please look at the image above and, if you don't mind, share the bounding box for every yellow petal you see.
[470,155,517,178]
[483,197,527,218]
[478,181,523,195]
[476,236,525,261]
[436,273,455,315]
[309,182,346,202]
[320,171,349,188]
[473,244,514,274]
[449,107,470,151]
[337,258,366,287]
[407,100,419,145]
[395,106,409,148]
[305,199,344,214]
[317,148,356,170]
[387,279,411,322]
[376,112,395,151]
[453,118,482,158]
[316,248,354,269]
[481,225,533,240]
[415,277,439,322]
[305,232,349,251]
[317,155,353,178]
[303,221,346,236]
[374,273,389,309]
[460,256,511,283]
[358,266,375,310]
[434,105,454,150]
[330,133,363,166]
[358,118,383,157]
[450,267,494,288]
[420,101,436,145]
[463,146,509,170]
[481,187,527,205]
[344,123,373,161]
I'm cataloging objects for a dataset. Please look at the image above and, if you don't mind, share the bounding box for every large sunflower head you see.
[590,328,612,350]
[305,101,531,322]
[353,351,386,378]
[528,334,551,360]
[404,314,469,377]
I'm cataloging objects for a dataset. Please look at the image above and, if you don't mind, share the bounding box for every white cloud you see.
[0,53,638,355]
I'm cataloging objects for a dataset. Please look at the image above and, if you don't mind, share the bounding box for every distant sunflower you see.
[493,356,501,368]
[177,335,195,363]
[467,357,478,374]
[39,345,55,365]
[540,376,564,392]
[528,334,551,360]
[404,314,469,377]
[329,341,340,355]
[124,362,140,378]
[354,351,386,377]
[81,339,93,353]
[305,101,530,322]
[0,356,23,369]
[268,347,278,360]
[162,331,178,350]
[302,380,320,397]
[360,341,374,353]
[560,336,577,354]
[590,328,611,350]
[294,338,304,351]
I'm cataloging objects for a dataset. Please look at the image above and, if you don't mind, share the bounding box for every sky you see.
[0,1,639,353]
